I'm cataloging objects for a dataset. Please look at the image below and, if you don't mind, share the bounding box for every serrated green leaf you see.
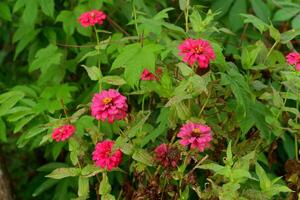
[132,149,154,166]
[38,0,54,17]
[30,44,62,73]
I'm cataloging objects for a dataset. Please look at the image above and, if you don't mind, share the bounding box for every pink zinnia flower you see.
[141,69,156,81]
[78,10,106,27]
[91,89,128,123]
[177,122,212,152]
[92,140,122,171]
[52,124,76,142]
[154,144,180,168]
[178,38,215,68]
[286,52,300,71]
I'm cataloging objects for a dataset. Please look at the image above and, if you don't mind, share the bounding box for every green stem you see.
[132,0,139,38]
[93,26,103,92]
[264,41,278,64]
[296,88,299,161]
[184,0,190,32]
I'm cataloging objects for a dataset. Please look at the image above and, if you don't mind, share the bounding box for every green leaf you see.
[112,43,161,86]
[0,91,25,117]
[292,14,300,29]
[250,0,270,23]
[56,10,77,35]
[176,62,194,77]
[99,173,111,195]
[273,7,300,21]
[13,114,36,133]
[132,149,154,166]
[0,118,7,142]
[256,163,271,191]
[78,176,89,197]
[226,141,233,166]
[46,167,81,179]
[211,0,234,18]
[102,76,126,86]
[229,0,247,31]
[81,164,103,177]
[269,25,281,42]
[0,2,12,21]
[198,163,225,172]
[30,44,62,73]
[22,0,38,25]
[32,179,58,197]
[241,14,268,33]
[111,43,141,70]
[81,65,100,81]
[38,0,54,17]
[280,29,300,44]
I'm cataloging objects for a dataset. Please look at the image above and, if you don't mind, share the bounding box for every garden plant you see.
[0,0,300,199]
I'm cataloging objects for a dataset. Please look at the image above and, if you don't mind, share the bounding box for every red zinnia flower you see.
[91,89,128,123]
[141,69,156,81]
[78,10,106,27]
[286,52,300,71]
[177,122,212,152]
[92,140,122,171]
[52,124,76,142]
[178,38,215,68]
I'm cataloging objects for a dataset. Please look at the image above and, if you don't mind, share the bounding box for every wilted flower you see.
[92,140,122,170]
[177,122,212,152]
[78,10,106,27]
[91,89,128,123]
[286,52,300,71]
[178,38,215,68]
[52,124,76,142]
[154,143,180,168]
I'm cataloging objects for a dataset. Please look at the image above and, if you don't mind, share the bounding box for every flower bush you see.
[0,0,300,199]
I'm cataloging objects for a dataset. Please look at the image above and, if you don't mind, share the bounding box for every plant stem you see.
[184,0,190,32]
[132,0,139,38]
[264,41,278,64]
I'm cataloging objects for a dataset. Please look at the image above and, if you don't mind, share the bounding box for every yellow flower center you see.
[192,128,201,137]
[195,46,203,54]
[102,97,112,104]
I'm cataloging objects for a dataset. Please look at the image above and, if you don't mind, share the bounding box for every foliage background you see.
[0,0,300,199]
